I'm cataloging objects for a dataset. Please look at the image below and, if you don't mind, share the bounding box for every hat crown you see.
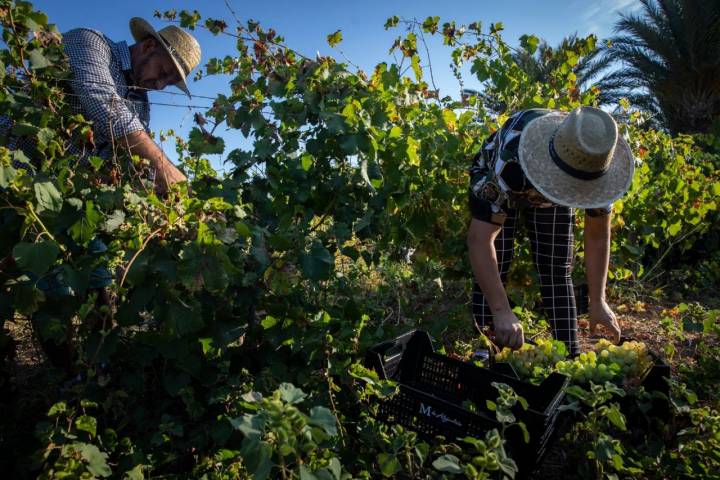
[157,25,201,75]
[553,107,618,174]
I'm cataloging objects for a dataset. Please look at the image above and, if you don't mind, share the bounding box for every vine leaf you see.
[300,242,334,281]
[432,454,462,473]
[12,240,60,276]
[69,200,102,246]
[76,442,111,477]
[309,406,337,436]
[34,178,63,212]
[326,30,343,48]
[278,383,307,404]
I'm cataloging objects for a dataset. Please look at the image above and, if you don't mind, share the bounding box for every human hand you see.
[493,310,524,350]
[154,162,187,195]
[589,298,621,344]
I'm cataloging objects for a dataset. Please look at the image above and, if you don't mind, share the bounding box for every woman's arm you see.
[467,218,524,349]
[584,212,621,343]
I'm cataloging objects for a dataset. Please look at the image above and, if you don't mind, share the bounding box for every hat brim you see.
[518,113,635,209]
[129,17,191,97]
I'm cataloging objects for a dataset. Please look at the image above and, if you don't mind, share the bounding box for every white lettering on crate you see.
[419,403,463,427]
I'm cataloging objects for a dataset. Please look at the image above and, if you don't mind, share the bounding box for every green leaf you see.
[433,454,462,473]
[69,201,102,246]
[28,49,51,69]
[421,16,440,34]
[88,156,103,171]
[103,210,125,233]
[77,442,111,477]
[278,383,307,404]
[309,406,338,436]
[0,165,18,188]
[490,22,504,33]
[520,34,539,55]
[384,16,399,30]
[239,438,272,480]
[123,464,145,480]
[411,55,422,82]
[516,421,530,443]
[188,127,225,155]
[667,221,682,236]
[48,401,67,417]
[406,137,420,166]
[13,241,60,277]
[301,153,313,171]
[178,9,202,29]
[415,443,429,464]
[498,457,519,477]
[300,465,319,480]
[605,405,627,431]
[229,414,265,440]
[326,30,343,48]
[75,414,97,438]
[300,242,334,281]
[442,109,456,130]
[34,178,63,213]
[703,310,719,334]
[261,315,279,329]
[378,453,401,477]
[327,458,341,480]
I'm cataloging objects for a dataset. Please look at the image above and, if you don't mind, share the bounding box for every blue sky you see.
[34,0,644,171]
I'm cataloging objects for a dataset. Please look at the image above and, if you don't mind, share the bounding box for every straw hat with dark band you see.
[518,106,634,209]
[129,17,201,97]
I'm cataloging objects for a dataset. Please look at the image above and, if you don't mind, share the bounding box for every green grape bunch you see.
[495,338,568,380]
[555,339,654,384]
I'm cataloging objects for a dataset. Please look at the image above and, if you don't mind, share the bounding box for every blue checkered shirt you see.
[1,28,150,165]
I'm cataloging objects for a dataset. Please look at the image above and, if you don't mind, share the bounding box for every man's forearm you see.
[584,215,612,303]
[123,130,173,170]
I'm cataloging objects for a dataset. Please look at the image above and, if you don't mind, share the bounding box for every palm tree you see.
[595,0,720,134]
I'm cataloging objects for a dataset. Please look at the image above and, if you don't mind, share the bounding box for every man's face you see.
[132,38,182,91]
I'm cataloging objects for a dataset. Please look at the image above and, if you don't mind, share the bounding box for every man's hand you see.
[494,310,524,349]
[123,130,187,195]
[589,298,621,344]
[154,162,187,195]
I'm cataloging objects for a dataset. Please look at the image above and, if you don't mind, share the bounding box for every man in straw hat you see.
[467,107,634,355]
[57,17,201,193]
[1,18,202,369]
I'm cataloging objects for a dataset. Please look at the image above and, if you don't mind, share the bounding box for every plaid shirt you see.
[1,28,150,165]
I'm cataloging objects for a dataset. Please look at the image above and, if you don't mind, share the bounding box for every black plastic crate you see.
[365,330,570,475]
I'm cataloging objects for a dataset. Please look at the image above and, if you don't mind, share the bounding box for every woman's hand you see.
[494,310,524,349]
[589,298,621,343]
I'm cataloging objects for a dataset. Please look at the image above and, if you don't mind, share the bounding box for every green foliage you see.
[1,2,719,479]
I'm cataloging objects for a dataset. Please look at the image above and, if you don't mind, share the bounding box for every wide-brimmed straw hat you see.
[129,17,201,97]
[518,106,634,209]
